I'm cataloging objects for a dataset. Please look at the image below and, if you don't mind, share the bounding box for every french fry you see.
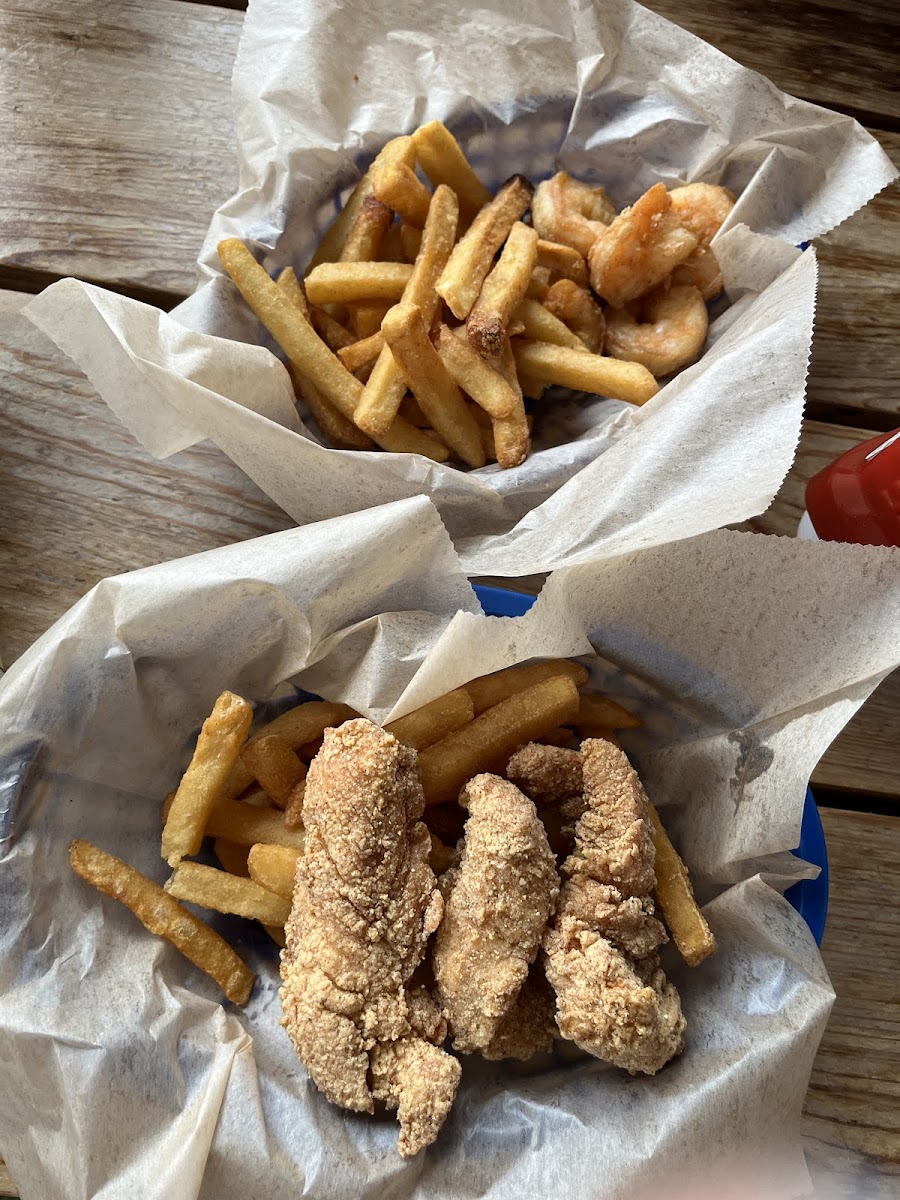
[161,691,252,868]
[412,119,492,221]
[218,239,367,424]
[382,303,485,467]
[304,262,413,306]
[399,395,430,426]
[308,305,357,352]
[575,693,643,730]
[306,135,416,272]
[543,279,606,354]
[537,726,575,747]
[277,272,375,450]
[399,222,422,262]
[513,298,584,349]
[283,780,306,830]
[435,175,534,319]
[349,299,393,339]
[247,843,301,900]
[646,804,717,966]
[578,725,622,748]
[295,374,375,451]
[435,325,518,419]
[221,700,358,800]
[214,838,250,876]
[535,239,590,286]
[465,401,491,429]
[518,373,547,401]
[385,687,475,751]
[467,221,539,359]
[339,195,393,263]
[464,659,589,714]
[240,735,307,808]
[479,425,496,461]
[428,832,458,876]
[372,162,432,228]
[69,839,253,1005]
[338,330,385,374]
[512,340,659,405]
[214,839,283,943]
[353,184,460,437]
[165,862,291,926]
[492,336,530,468]
[418,675,580,806]
[206,796,306,851]
[525,266,552,299]
[276,266,310,319]
[380,221,407,263]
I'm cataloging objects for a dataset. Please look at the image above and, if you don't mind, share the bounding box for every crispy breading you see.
[543,739,684,1075]
[433,773,558,1054]
[279,719,459,1154]
[506,741,586,857]
[483,963,558,1061]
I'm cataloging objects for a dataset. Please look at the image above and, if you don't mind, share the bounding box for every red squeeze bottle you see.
[804,429,900,547]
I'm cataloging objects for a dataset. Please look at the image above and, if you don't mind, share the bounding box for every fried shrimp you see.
[533,171,616,258]
[542,279,606,353]
[605,285,708,377]
[588,182,697,307]
[669,245,724,301]
[668,183,734,246]
[665,183,735,301]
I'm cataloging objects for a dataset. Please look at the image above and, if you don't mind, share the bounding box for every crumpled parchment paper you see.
[22,0,897,575]
[2,495,899,1199]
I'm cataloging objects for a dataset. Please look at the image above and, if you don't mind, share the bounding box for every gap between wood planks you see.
[814,788,900,818]
[0,264,183,314]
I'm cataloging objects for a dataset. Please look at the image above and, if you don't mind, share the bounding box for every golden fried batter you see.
[279,719,459,1155]
[507,742,586,858]
[483,963,558,1061]
[433,773,558,1055]
[543,739,684,1075]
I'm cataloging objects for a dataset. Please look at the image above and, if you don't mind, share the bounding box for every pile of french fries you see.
[217,120,661,469]
[69,659,716,1006]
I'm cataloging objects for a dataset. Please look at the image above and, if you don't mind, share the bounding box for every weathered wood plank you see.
[0,291,292,668]
[803,808,900,1199]
[0,0,240,297]
[810,132,900,425]
[643,0,900,124]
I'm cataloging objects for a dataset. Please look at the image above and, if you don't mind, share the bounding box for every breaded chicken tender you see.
[507,741,587,855]
[433,773,558,1054]
[543,739,684,1075]
[279,719,460,1156]
[483,962,558,1061]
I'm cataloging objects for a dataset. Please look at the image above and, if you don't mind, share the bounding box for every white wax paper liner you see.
[22,0,897,574]
[2,495,899,1197]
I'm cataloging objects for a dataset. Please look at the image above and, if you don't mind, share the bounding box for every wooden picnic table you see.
[0,1,897,1194]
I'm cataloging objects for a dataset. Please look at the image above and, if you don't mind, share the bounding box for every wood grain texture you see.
[0,0,240,297]
[643,0,900,124]
[803,808,900,1199]
[810,131,900,425]
[0,291,292,668]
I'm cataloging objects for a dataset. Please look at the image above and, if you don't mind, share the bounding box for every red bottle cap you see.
[805,429,900,547]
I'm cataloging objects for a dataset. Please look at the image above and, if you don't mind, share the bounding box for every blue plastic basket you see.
[472,584,828,945]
